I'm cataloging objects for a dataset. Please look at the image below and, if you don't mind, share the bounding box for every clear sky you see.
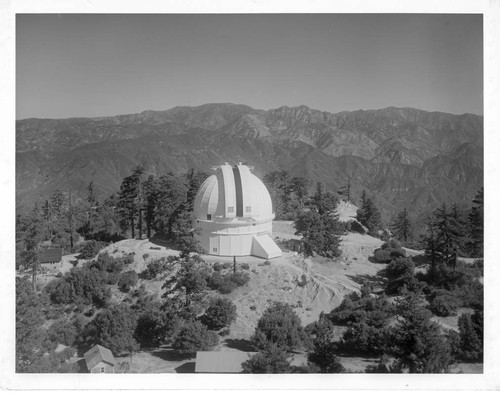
[16,14,483,119]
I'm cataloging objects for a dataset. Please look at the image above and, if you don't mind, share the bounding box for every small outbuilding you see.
[39,247,63,270]
[84,344,116,373]
[195,351,255,373]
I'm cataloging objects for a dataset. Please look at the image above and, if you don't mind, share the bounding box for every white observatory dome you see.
[192,163,282,259]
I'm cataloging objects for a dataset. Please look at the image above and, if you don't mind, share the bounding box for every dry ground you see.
[28,210,482,374]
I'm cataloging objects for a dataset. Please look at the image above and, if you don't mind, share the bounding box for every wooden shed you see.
[84,345,116,373]
[39,247,63,270]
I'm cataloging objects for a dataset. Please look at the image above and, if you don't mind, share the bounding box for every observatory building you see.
[193,163,282,259]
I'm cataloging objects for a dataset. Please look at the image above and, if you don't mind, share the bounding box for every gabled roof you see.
[195,351,255,373]
[39,248,62,263]
[84,344,116,370]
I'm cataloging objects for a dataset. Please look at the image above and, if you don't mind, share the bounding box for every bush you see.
[373,249,392,263]
[429,289,458,317]
[142,253,149,260]
[241,263,250,270]
[251,302,304,352]
[77,240,107,260]
[296,274,308,287]
[45,320,78,349]
[171,321,219,357]
[44,267,111,307]
[118,270,139,293]
[372,240,406,263]
[141,257,169,280]
[122,253,135,265]
[207,272,250,294]
[242,344,292,373]
[201,298,237,331]
[56,272,63,278]
[384,257,416,295]
[213,263,223,272]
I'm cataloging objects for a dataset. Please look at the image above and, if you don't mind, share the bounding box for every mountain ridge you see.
[16,103,483,227]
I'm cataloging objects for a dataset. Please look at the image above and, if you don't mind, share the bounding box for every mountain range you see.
[16,103,483,226]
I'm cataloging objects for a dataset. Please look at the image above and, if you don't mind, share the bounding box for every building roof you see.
[39,248,63,263]
[194,351,255,373]
[194,164,274,222]
[84,344,116,370]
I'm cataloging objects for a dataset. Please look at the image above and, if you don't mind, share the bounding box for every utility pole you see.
[233,256,237,274]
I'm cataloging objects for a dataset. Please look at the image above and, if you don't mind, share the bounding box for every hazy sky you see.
[16,14,483,119]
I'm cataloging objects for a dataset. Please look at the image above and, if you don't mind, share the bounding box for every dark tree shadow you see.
[224,338,257,352]
[346,273,386,290]
[175,362,196,373]
[411,254,429,267]
[150,348,189,362]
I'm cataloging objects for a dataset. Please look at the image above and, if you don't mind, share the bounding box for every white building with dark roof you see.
[193,163,282,259]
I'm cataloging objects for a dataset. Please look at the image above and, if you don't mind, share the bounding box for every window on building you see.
[207,214,212,220]
[227,206,234,213]
[245,206,251,212]
[212,247,217,252]
[100,367,105,373]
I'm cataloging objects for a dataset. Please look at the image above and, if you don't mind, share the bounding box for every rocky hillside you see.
[16,103,483,224]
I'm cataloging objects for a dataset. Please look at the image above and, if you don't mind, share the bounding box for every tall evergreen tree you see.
[116,166,145,238]
[467,188,484,257]
[86,181,99,207]
[425,203,465,269]
[310,182,339,215]
[391,208,414,243]
[391,290,453,373]
[356,190,381,232]
[337,177,352,202]
[22,205,45,290]
[16,277,47,372]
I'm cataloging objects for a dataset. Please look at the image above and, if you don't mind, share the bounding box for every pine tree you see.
[425,203,465,269]
[391,208,414,243]
[391,290,453,373]
[467,188,484,257]
[310,182,339,215]
[116,166,145,238]
[337,177,352,202]
[86,181,99,207]
[22,205,45,290]
[356,190,381,232]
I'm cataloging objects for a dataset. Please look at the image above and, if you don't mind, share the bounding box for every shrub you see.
[251,302,303,352]
[122,253,135,265]
[296,274,308,287]
[213,263,223,272]
[118,270,139,293]
[201,298,237,331]
[77,240,107,260]
[45,319,78,349]
[171,321,219,357]
[384,257,416,295]
[429,289,458,317]
[142,253,149,260]
[372,240,406,263]
[327,293,394,326]
[84,304,139,356]
[340,319,390,356]
[141,257,169,280]
[242,344,292,373]
[373,249,392,263]
[207,272,250,294]
[56,272,63,278]
[457,311,483,362]
[241,263,250,270]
